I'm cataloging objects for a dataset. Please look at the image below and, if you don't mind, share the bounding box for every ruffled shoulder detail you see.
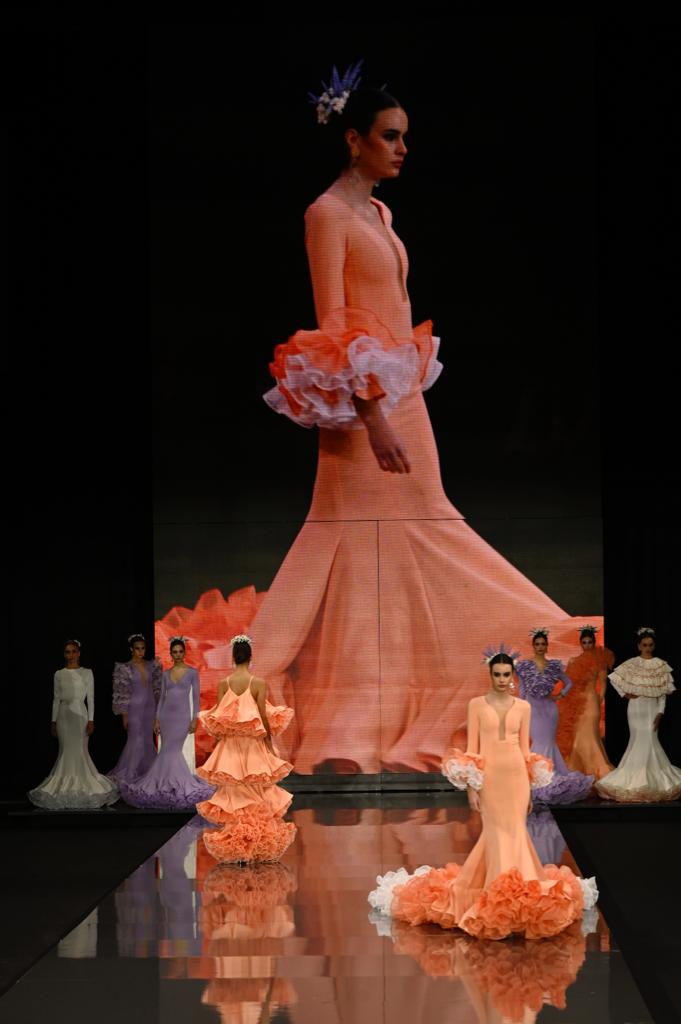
[199,690,294,739]
[526,752,554,790]
[609,658,675,698]
[264,307,442,429]
[441,748,484,791]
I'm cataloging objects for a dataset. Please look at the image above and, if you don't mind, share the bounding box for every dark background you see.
[5,14,680,796]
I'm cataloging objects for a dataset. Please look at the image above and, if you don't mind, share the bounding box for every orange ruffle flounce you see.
[201,699,294,739]
[202,804,296,864]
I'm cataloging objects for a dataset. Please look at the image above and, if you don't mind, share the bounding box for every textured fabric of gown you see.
[108,659,161,784]
[557,648,614,779]
[596,657,681,802]
[369,697,595,940]
[119,667,215,809]
[256,189,602,774]
[196,679,296,862]
[29,668,118,810]
[516,658,593,803]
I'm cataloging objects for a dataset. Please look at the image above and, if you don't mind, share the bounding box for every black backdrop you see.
[5,14,680,797]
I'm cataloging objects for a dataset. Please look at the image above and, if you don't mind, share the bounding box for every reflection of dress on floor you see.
[119,667,215,809]
[108,659,162,784]
[557,648,614,779]
[253,190,601,774]
[369,696,597,940]
[196,679,296,862]
[515,659,593,803]
[28,668,118,810]
[596,657,681,802]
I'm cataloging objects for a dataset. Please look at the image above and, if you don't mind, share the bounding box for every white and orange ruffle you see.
[264,307,442,429]
[441,749,484,792]
[526,752,555,790]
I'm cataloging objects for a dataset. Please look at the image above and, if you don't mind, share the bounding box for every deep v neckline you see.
[484,696,516,741]
[368,197,408,301]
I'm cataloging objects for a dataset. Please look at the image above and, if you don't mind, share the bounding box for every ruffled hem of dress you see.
[196,761,293,787]
[203,805,297,864]
[264,309,442,429]
[369,864,597,941]
[28,787,118,810]
[118,778,215,810]
[197,790,292,825]
[595,778,681,803]
[532,770,594,805]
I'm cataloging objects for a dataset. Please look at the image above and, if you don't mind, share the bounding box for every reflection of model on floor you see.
[28,639,118,810]
[196,635,297,863]
[596,627,681,802]
[369,652,597,941]
[156,72,603,777]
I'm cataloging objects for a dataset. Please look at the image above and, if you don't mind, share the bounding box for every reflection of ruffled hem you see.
[370,863,596,941]
[203,805,297,864]
[264,308,442,429]
[532,770,594,805]
[441,748,484,791]
[595,778,681,803]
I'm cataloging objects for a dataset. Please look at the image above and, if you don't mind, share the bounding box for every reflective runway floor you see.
[0,796,653,1023]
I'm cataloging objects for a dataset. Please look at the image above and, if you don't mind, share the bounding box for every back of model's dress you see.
[29,668,118,809]
[256,190,603,774]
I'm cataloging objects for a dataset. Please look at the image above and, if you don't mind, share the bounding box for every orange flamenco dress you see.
[252,188,602,775]
[557,647,615,780]
[196,683,296,862]
[368,696,597,940]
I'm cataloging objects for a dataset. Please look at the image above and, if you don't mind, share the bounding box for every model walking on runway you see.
[108,633,162,785]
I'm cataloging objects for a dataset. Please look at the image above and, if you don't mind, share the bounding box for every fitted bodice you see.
[471,696,530,757]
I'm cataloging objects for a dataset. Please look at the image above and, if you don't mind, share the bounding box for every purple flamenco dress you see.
[119,667,215,810]
[516,659,594,804]
[108,660,162,785]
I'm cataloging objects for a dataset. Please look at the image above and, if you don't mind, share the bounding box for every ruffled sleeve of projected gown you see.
[263,194,442,429]
[196,682,297,864]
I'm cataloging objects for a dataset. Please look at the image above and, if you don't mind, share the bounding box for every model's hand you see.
[86,721,94,736]
[366,417,411,474]
[153,718,161,736]
[122,713,129,732]
[264,736,275,756]
[50,722,57,737]
[467,787,480,813]
[653,713,662,731]
[188,718,198,735]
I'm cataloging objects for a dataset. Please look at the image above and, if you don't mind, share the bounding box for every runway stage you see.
[1,794,675,1023]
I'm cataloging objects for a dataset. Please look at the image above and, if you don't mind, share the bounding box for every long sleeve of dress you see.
[112,663,131,714]
[156,674,167,719]
[519,704,531,759]
[151,660,162,704]
[85,670,94,720]
[51,672,61,722]
[305,201,347,326]
[556,670,572,695]
[441,700,484,791]
[190,671,200,719]
[656,695,667,714]
[466,700,481,757]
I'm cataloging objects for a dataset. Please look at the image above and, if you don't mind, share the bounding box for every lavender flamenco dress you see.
[119,667,215,810]
[108,660,162,785]
[516,659,594,804]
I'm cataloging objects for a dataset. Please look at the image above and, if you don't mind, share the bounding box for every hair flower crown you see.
[481,642,520,667]
[230,634,253,646]
[309,60,363,125]
[578,624,600,634]
[528,627,549,640]
[636,626,655,637]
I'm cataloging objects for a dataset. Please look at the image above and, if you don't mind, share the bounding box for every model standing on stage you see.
[28,640,118,810]
[108,633,162,785]
[119,637,215,809]
[596,628,681,802]
[368,650,597,939]
[556,626,615,780]
[196,635,296,863]
[515,628,593,803]
[248,62,601,776]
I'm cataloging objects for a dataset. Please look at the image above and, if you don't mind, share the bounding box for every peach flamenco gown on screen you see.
[369,696,597,940]
[196,678,296,862]
[257,189,601,774]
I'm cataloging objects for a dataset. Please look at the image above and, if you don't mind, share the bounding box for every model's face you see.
[580,635,595,651]
[532,636,548,656]
[131,641,146,659]
[64,644,80,665]
[352,107,408,180]
[170,644,185,664]
[490,664,514,694]
[638,636,655,658]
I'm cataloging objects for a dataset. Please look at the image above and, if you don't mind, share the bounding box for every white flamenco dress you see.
[28,668,119,810]
[596,657,681,802]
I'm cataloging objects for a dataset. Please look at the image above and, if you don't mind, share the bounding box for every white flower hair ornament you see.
[528,627,549,640]
[309,60,363,125]
[128,633,145,644]
[169,635,188,645]
[636,626,656,637]
[578,624,600,635]
[65,638,81,648]
[481,642,520,667]
[230,634,253,647]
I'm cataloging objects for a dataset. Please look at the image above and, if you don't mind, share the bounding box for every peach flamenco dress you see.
[369,696,597,940]
[258,189,602,775]
[196,678,296,862]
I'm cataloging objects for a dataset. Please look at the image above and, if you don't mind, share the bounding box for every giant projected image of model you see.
[155,66,602,775]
